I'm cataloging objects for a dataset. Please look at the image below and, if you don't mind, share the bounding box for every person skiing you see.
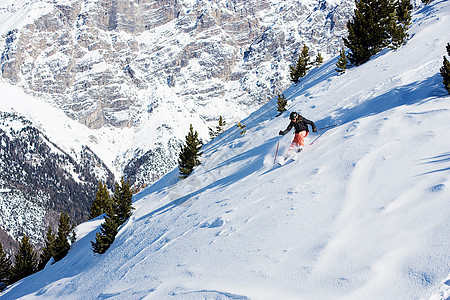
[278,111,317,163]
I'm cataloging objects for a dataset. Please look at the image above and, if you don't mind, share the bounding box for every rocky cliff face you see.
[1,0,353,127]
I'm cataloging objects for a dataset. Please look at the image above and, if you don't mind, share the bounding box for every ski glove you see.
[279,130,284,135]
[313,128,317,133]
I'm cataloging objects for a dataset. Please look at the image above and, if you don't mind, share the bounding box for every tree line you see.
[277,0,449,115]
[0,212,75,289]
[0,177,135,290]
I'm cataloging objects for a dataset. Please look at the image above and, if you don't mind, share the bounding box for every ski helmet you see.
[289,112,298,120]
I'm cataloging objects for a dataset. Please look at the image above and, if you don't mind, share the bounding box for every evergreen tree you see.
[91,178,134,254]
[389,18,409,49]
[38,226,56,270]
[112,177,134,226]
[53,212,74,262]
[314,52,324,67]
[344,0,399,65]
[11,235,37,283]
[396,0,412,26]
[89,181,112,219]
[0,243,11,284]
[178,124,203,179]
[440,43,450,94]
[276,94,288,115]
[289,44,312,83]
[389,0,411,49]
[335,48,349,74]
[209,116,226,139]
[217,116,226,135]
[91,213,118,254]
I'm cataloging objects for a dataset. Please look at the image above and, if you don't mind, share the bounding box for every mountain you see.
[0,0,355,251]
[0,0,354,183]
[2,0,449,298]
[0,110,115,253]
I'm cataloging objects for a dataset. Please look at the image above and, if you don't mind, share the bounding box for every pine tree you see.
[11,235,37,283]
[89,181,112,219]
[112,177,134,226]
[91,178,134,254]
[389,18,409,49]
[314,52,324,67]
[209,116,226,139]
[53,212,74,262]
[178,124,203,179]
[0,243,11,284]
[38,226,56,270]
[217,116,226,135]
[389,0,411,50]
[344,0,399,65]
[91,213,118,254]
[440,43,450,94]
[335,48,349,74]
[276,94,288,116]
[396,0,412,26]
[290,44,312,83]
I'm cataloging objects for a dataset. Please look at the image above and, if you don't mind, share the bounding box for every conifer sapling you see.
[315,52,324,67]
[276,94,288,115]
[335,48,349,74]
[178,124,203,179]
[440,43,450,93]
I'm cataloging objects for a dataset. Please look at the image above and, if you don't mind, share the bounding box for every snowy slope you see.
[2,0,450,299]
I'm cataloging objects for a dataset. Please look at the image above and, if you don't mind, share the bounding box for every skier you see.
[278,111,317,163]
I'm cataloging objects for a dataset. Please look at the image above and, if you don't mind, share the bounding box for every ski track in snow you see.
[2,0,450,299]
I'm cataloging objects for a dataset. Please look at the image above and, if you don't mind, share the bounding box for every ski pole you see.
[310,124,338,146]
[317,124,338,131]
[274,138,280,164]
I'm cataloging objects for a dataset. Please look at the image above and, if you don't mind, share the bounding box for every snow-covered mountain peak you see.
[0,0,355,187]
[2,0,449,298]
